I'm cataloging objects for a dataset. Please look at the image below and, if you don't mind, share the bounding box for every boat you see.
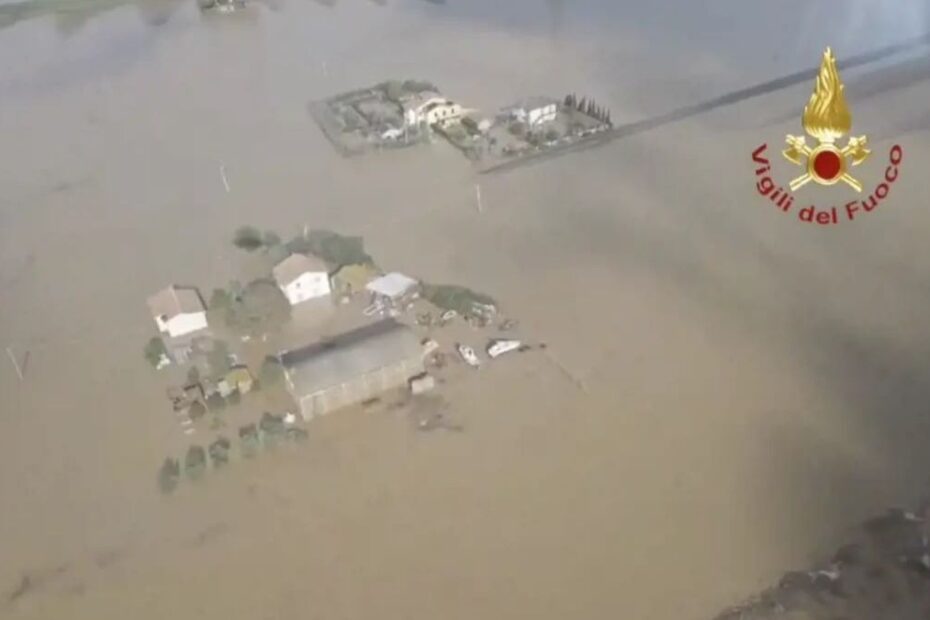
[455,343,481,368]
[486,339,521,359]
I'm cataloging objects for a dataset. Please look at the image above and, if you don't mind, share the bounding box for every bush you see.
[263,231,281,248]
[299,230,373,267]
[239,424,259,457]
[421,284,496,317]
[209,288,232,310]
[260,357,284,385]
[208,437,231,467]
[144,337,167,368]
[184,445,207,480]
[206,393,226,412]
[158,457,181,494]
[233,226,264,251]
[188,400,207,420]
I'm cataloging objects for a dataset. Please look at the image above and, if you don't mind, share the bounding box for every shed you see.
[366,272,419,303]
[147,286,208,339]
[280,319,425,420]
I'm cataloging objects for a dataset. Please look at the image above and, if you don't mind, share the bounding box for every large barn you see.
[280,319,425,421]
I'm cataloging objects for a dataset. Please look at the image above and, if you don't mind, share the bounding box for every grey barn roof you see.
[280,319,423,397]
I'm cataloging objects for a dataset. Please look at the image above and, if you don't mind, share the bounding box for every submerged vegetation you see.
[421,283,496,317]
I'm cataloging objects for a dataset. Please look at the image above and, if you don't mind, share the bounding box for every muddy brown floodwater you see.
[2,1,930,619]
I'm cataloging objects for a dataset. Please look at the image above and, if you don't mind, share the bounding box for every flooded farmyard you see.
[2,1,930,619]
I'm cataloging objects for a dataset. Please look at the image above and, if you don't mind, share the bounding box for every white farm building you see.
[507,97,559,127]
[147,285,208,339]
[272,253,331,306]
[403,93,465,128]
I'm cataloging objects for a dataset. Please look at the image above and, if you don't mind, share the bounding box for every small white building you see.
[403,94,465,128]
[273,253,332,306]
[366,272,419,306]
[507,97,559,126]
[147,286,208,339]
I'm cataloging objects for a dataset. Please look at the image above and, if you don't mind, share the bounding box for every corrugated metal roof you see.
[280,319,423,397]
[366,272,419,299]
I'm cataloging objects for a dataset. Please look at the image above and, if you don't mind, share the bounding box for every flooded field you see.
[2,1,930,619]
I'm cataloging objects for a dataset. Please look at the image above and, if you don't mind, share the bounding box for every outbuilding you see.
[147,286,208,338]
[280,319,425,421]
[272,253,331,306]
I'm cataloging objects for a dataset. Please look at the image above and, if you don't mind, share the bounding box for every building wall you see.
[283,272,331,305]
[297,357,425,420]
[527,104,557,126]
[164,312,208,338]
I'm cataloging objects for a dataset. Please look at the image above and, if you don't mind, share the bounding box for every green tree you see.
[227,390,241,407]
[233,226,264,251]
[239,424,259,458]
[188,400,207,420]
[206,393,226,412]
[144,337,167,368]
[262,230,281,248]
[208,437,231,467]
[382,80,404,102]
[186,366,201,385]
[184,445,207,480]
[260,357,284,386]
[157,457,181,494]
[209,288,231,310]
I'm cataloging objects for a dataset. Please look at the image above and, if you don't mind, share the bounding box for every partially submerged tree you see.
[184,445,207,480]
[188,400,207,421]
[209,288,232,310]
[206,392,226,412]
[260,356,284,386]
[239,424,260,458]
[208,436,231,467]
[233,226,264,251]
[157,457,181,494]
[144,337,168,368]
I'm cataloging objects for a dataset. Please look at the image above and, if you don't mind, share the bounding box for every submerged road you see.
[481,32,930,175]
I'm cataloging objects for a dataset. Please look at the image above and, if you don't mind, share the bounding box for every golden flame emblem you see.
[783,47,870,192]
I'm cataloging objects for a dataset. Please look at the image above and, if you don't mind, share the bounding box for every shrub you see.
[184,445,207,480]
[209,288,232,310]
[239,424,259,457]
[421,284,496,317]
[188,400,207,420]
[206,393,226,412]
[144,337,167,368]
[233,226,264,251]
[260,357,284,385]
[263,231,281,248]
[208,437,231,467]
[157,457,181,494]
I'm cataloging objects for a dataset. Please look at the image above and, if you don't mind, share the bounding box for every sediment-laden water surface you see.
[2,1,930,619]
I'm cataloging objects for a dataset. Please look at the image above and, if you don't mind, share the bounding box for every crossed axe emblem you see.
[782,135,871,192]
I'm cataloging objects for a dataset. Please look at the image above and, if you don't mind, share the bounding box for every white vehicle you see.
[456,343,481,368]
[486,339,522,359]
[440,309,457,323]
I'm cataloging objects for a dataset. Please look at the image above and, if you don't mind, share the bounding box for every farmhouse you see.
[147,285,208,338]
[272,253,331,306]
[506,97,559,126]
[280,319,425,421]
[402,93,465,128]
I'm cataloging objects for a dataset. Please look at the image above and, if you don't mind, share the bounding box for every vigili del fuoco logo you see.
[751,47,903,225]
